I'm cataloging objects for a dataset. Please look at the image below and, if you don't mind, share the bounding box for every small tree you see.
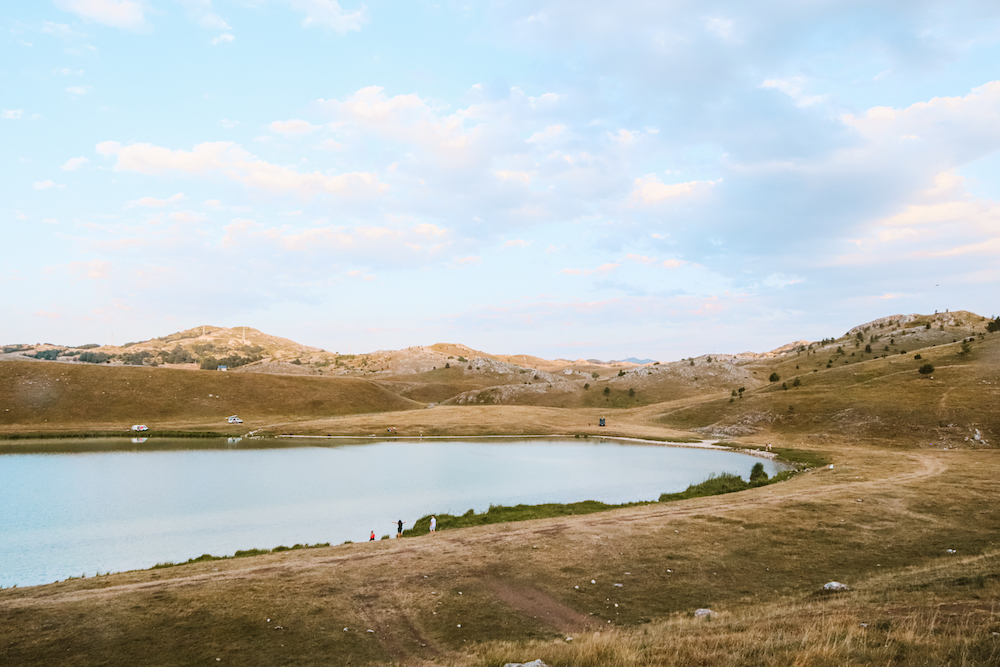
[749,462,768,484]
[769,372,780,382]
[583,383,590,390]
[603,386,611,396]
[628,388,635,397]
[792,377,801,387]
[592,371,600,379]
[445,362,450,368]
[865,344,872,353]
[960,340,973,355]
[918,363,934,375]
[781,382,788,390]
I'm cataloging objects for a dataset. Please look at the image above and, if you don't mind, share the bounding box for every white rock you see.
[694,608,714,617]
[503,661,550,667]
[823,581,850,591]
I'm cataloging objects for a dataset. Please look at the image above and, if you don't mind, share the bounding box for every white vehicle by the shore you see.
[130,424,148,432]
[227,415,243,424]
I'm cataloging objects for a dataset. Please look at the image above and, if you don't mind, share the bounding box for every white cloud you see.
[270,119,319,135]
[220,119,239,128]
[66,86,92,95]
[199,13,231,31]
[42,218,59,225]
[623,254,656,265]
[2,109,24,120]
[211,33,234,45]
[54,0,148,31]
[97,140,386,198]
[288,0,368,33]
[631,175,720,204]
[126,192,186,208]
[61,156,90,171]
[33,180,60,190]
[842,81,1000,156]
[760,77,827,107]
[502,239,529,249]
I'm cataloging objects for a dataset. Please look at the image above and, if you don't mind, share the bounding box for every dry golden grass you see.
[0,360,421,435]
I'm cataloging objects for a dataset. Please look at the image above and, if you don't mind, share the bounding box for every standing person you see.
[429,516,436,533]
[370,531,375,542]
[395,519,406,538]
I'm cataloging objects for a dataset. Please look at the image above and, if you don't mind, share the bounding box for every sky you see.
[3,0,1000,360]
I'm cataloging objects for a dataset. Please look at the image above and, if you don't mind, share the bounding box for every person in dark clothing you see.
[394,519,406,537]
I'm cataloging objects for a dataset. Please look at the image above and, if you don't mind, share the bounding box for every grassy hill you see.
[0,361,422,434]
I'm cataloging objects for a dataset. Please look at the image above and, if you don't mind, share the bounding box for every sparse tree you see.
[750,462,768,483]
[628,388,635,397]
[919,363,934,375]
[769,372,780,382]
[603,386,611,396]
[960,340,973,355]
[584,383,590,390]
[865,344,872,353]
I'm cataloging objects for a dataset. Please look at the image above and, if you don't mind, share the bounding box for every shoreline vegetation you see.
[80,446,819,581]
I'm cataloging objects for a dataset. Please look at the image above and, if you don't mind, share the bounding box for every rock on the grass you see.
[823,581,850,591]
[503,661,550,667]
[694,608,714,617]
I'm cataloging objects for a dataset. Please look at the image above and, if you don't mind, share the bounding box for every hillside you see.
[0,361,422,434]
[3,310,997,435]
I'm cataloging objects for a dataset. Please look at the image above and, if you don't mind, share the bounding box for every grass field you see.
[2,314,999,665]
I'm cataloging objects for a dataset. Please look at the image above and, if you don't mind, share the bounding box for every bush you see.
[914,353,922,360]
[78,351,112,364]
[792,377,801,387]
[445,362,450,368]
[960,340,972,355]
[749,462,769,483]
[769,372,780,382]
[628,388,635,397]
[32,349,62,360]
[583,383,590,390]
[919,363,935,375]
[603,386,611,396]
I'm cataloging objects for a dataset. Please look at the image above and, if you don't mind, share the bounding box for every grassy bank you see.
[403,467,799,537]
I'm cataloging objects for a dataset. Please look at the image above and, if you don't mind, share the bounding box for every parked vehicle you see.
[227,415,243,424]
[130,424,149,432]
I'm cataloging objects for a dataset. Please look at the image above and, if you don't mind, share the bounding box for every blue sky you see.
[3,1,999,360]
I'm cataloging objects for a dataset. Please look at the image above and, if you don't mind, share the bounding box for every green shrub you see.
[769,372,780,382]
[919,363,935,375]
[749,462,769,483]
[78,351,112,364]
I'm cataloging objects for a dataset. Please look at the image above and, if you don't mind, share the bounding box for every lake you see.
[0,437,779,588]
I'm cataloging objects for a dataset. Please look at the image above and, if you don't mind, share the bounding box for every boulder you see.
[823,581,850,591]
[694,608,714,617]
[503,661,550,667]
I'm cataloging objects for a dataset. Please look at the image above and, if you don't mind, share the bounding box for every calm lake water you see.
[0,437,779,588]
